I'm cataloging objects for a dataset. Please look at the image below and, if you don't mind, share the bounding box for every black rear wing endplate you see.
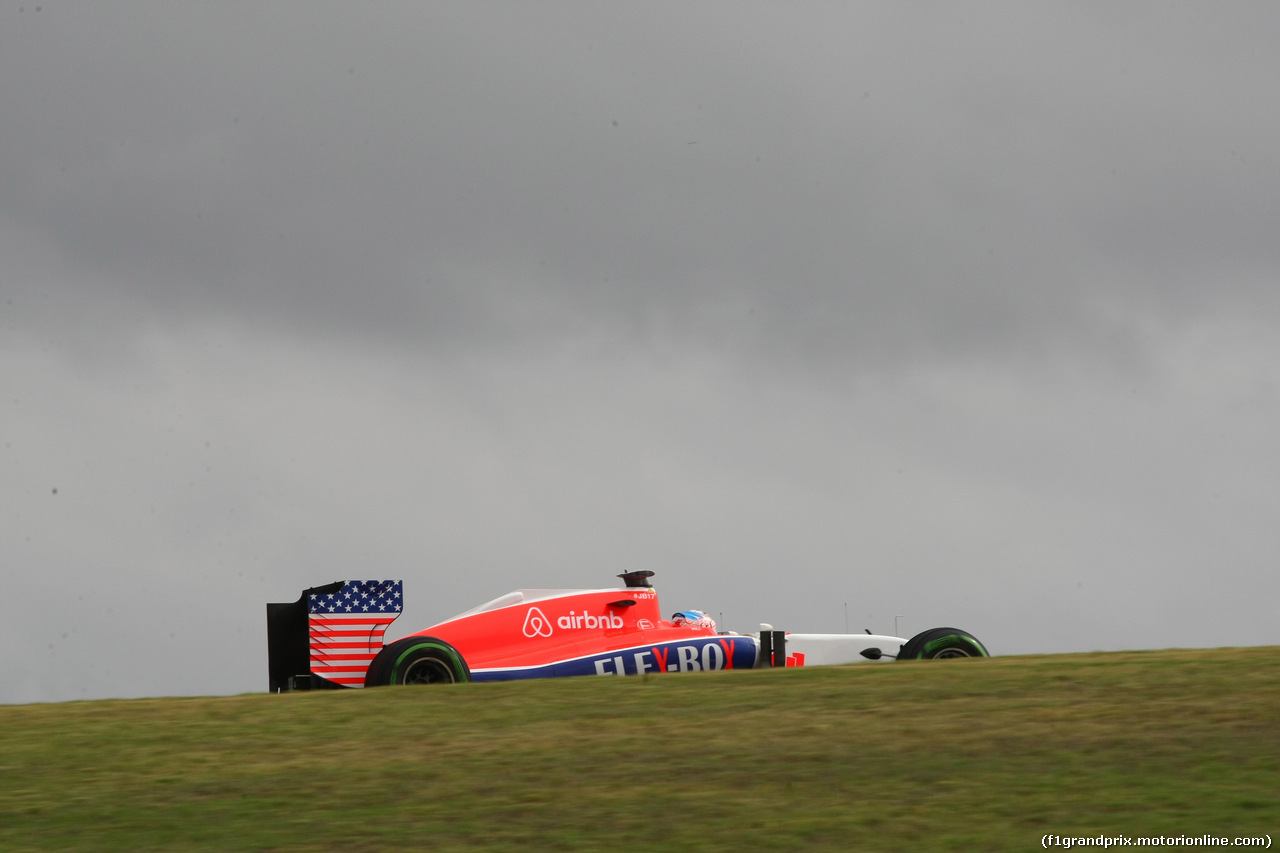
[266,581,346,692]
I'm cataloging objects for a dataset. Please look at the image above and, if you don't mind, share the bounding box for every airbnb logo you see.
[557,610,624,631]
[522,606,553,638]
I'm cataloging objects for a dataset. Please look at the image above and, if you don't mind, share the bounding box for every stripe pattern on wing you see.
[307,580,403,687]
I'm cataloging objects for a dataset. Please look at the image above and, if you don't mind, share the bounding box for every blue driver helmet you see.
[671,610,716,630]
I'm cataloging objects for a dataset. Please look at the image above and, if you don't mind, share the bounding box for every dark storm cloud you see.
[6,3,1277,368]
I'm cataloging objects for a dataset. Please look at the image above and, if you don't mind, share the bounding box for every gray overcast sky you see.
[3,2,1278,704]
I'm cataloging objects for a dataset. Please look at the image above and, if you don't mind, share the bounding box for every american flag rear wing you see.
[266,580,404,692]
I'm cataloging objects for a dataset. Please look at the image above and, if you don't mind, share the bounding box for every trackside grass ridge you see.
[1,647,1277,851]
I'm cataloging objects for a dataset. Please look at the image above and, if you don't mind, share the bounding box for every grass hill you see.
[2,647,1277,851]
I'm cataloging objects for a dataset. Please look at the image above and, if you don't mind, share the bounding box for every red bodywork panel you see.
[405,586,724,673]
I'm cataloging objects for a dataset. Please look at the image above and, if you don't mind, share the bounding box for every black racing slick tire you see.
[897,627,989,660]
[364,637,471,686]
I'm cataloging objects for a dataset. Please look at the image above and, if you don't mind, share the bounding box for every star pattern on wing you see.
[308,580,403,615]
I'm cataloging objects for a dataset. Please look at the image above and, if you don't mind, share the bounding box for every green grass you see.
[2,648,1277,851]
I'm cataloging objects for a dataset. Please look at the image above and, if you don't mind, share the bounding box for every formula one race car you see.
[265,571,988,691]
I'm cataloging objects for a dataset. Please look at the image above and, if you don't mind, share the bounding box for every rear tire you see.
[897,627,988,660]
[364,637,471,686]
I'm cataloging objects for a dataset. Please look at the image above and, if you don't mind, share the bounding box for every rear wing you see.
[266,580,403,692]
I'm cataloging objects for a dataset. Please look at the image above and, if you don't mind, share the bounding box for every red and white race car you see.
[265,572,988,691]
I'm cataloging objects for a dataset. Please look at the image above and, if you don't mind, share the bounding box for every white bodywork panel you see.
[782,633,907,666]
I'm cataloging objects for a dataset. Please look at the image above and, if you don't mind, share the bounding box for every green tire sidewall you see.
[390,641,470,683]
[921,633,987,658]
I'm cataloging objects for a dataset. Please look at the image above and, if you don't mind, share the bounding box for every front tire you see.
[364,636,471,686]
[897,627,989,660]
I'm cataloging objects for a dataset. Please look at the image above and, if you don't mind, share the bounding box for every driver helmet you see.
[671,610,716,631]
